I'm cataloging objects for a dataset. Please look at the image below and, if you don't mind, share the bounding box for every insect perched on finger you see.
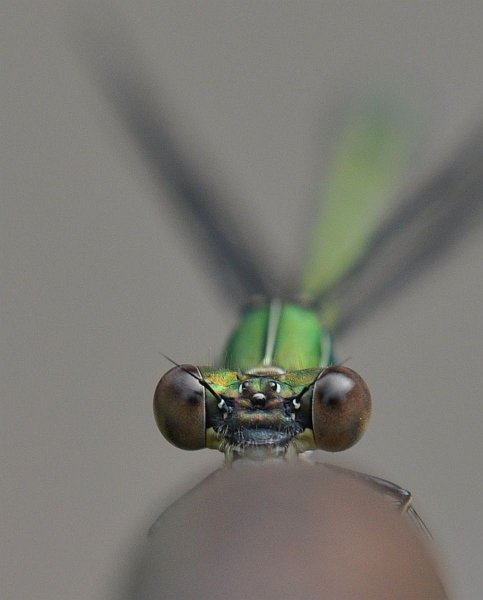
[94,44,483,534]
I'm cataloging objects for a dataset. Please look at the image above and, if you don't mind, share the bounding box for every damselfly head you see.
[153,364,371,455]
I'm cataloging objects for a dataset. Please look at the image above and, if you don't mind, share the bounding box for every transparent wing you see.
[316,122,483,334]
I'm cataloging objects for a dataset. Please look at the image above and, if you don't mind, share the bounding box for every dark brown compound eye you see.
[311,366,371,452]
[153,365,207,450]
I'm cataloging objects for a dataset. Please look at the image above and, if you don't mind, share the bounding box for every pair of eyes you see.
[238,380,281,394]
[154,364,372,452]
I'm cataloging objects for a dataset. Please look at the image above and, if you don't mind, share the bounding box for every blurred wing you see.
[82,30,286,305]
[301,105,410,301]
[320,122,483,334]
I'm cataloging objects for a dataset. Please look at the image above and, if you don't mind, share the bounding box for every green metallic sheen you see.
[221,302,332,371]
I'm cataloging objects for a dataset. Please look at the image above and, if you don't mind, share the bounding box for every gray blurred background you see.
[2,2,483,599]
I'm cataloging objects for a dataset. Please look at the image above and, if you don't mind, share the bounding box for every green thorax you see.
[221,300,333,371]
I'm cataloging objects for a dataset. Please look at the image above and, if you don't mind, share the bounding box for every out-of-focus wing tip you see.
[76,21,288,305]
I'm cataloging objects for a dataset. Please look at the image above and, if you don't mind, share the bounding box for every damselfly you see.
[88,32,483,599]
[92,43,483,524]
[146,108,452,532]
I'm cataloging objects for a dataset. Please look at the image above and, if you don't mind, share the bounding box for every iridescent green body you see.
[222,301,333,371]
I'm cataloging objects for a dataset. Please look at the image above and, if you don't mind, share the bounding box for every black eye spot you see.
[318,373,354,408]
[239,381,250,393]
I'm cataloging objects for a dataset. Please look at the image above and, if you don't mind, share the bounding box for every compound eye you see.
[268,380,281,393]
[153,365,206,450]
[311,366,371,452]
